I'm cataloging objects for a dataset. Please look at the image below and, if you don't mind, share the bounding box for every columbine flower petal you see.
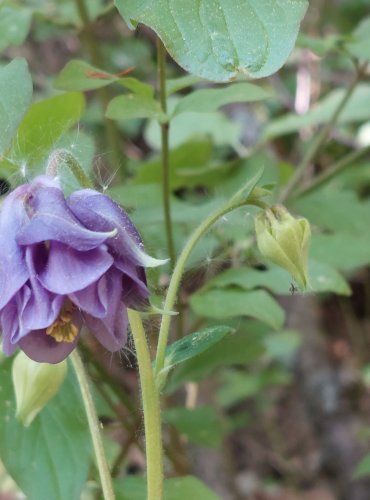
[39,241,113,294]
[16,184,116,251]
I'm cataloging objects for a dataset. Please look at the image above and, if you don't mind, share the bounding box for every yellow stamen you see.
[46,305,79,343]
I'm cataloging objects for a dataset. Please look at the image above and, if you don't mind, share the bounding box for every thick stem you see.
[128,309,164,500]
[70,350,115,500]
[157,38,176,267]
[279,72,362,203]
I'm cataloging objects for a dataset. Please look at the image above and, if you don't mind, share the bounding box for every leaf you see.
[106,94,166,121]
[346,17,370,62]
[354,453,370,479]
[0,58,33,155]
[164,326,233,372]
[55,60,154,96]
[0,6,32,51]
[163,406,224,448]
[0,357,91,500]
[173,82,270,116]
[263,330,301,363]
[166,75,204,96]
[264,85,370,139]
[115,0,308,82]
[114,475,220,500]
[190,289,285,329]
[145,110,242,150]
[206,260,351,296]
[1,92,85,172]
[167,322,266,391]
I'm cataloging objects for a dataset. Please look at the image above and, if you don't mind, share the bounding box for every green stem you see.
[294,145,370,198]
[154,198,258,378]
[279,72,362,203]
[70,350,115,500]
[157,38,176,267]
[128,309,164,500]
[46,149,93,188]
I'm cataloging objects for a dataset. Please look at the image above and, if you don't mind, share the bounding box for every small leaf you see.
[354,453,370,479]
[1,92,85,172]
[106,94,166,122]
[163,406,224,448]
[0,6,32,51]
[173,83,270,116]
[115,0,308,82]
[190,289,285,330]
[164,326,233,372]
[0,58,33,155]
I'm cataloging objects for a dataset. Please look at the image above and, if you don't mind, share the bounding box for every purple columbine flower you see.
[0,175,162,363]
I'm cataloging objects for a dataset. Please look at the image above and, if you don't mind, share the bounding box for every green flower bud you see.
[255,205,311,289]
[12,352,67,427]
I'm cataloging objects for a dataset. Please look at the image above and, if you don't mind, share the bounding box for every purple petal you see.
[21,244,64,331]
[69,275,108,318]
[16,185,116,251]
[18,329,79,363]
[83,270,127,351]
[114,258,149,308]
[1,293,27,355]
[0,185,30,308]
[39,241,113,294]
[67,190,164,267]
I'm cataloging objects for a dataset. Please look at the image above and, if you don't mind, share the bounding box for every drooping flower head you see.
[0,175,161,363]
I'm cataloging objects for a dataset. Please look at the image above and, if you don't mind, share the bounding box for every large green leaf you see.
[115,0,308,82]
[0,58,33,155]
[190,288,285,329]
[0,358,91,500]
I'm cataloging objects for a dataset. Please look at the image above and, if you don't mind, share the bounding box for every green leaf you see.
[173,82,270,116]
[166,75,204,96]
[106,94,166,121]
[190,289,285,329]
[263,330,301,363]
[206,260,351,296]
[346,17,370,62]
[164,326,233,372]
[0,357,91,500]
[0,6,32,51]
[167,322,266,391]
[0,58,33,155]
[54,60,154,96]
[1,92,85,172]
[115,0,308,81]
[163,406,224,448]
[264,85,370,139]
[115,475,220,500]
[354,453,370,479]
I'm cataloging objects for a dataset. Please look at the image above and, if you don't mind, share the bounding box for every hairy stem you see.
[154,198,257,379]
[71,350,115,500]
[128,309,164,500]
[157,38,175,267]
[46,149,93,188]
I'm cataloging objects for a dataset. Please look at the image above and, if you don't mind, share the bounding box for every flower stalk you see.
[128,309,163,500]
[71,350,115,500]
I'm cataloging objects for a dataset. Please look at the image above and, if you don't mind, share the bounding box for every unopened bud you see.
[255,205,311,289]
[12,351,67,426]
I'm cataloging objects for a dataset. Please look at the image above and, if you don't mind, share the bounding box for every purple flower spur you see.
[0,175,162,363]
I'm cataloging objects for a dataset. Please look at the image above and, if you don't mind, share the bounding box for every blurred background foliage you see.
[2,0,370,499]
